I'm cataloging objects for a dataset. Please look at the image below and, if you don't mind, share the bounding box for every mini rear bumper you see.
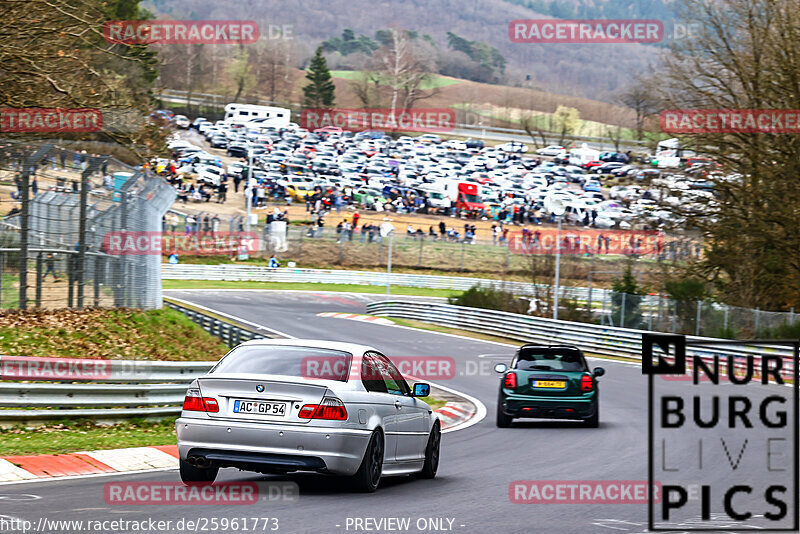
[177,417,372,476]
[499,392,597,420]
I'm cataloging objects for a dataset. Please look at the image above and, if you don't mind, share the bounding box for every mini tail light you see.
[581,375,594,392]
[298,397,348,420]
[504,372,517,389]
[182,389,219,412]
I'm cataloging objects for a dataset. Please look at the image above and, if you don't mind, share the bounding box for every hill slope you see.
[146,0,664,100]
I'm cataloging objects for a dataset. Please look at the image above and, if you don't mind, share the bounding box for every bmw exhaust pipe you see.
[188,456,210,468]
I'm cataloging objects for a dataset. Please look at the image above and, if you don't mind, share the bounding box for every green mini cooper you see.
[494,343,605,428]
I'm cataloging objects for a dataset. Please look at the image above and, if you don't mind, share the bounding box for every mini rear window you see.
[211,345,352,381]
[515,347,587,372]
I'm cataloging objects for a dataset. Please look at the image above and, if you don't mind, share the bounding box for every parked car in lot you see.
[583,179,602,193]
[174,115,190,129]
[497,142,528,153]
[595,162,625,175]
[177,339,440,492]
[583,160,604,170]
[495,343,604,428]
[536,145,566,156]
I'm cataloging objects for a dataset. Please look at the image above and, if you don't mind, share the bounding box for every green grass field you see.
[331,70,461,90]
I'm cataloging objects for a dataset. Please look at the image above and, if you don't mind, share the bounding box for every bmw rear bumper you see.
[176,417,372,476]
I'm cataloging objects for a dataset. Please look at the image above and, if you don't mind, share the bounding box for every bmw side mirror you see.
[412,383,430,397]
[593,367,605,377]
[494,363,508,374]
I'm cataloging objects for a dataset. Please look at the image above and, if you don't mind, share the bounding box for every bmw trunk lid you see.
[196,375,329,423]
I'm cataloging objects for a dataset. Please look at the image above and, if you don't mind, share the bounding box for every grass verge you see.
[0,419,178,456]
[163,279,458,298]
[0,307,228,361]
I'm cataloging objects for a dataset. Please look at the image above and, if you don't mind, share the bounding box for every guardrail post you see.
[790,307,795,326]
[620,293,626,328]
[723,305,729,333]
[754,307,760,334]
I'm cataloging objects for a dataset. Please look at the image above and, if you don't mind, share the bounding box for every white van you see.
[224,103,291,128]
[568,146,600,167]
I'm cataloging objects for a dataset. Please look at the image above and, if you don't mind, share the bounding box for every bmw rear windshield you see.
[514,346,588,372]
[210,345,353,381]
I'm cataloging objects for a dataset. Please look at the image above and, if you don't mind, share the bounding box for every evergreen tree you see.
[303,47,336,108]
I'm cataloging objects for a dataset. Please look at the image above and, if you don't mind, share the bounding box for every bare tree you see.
[618,78,660,141]
[350,71,384,108]
[373,28,438,112]
[651,0,800,309]
[252,40,294,103]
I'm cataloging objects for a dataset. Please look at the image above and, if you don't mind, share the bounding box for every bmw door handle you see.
[394,400,402,410]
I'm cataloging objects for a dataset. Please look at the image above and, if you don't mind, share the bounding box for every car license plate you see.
[233,400,287,416]
[532,380,565,389]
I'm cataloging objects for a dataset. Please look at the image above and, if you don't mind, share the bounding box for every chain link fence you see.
[587,290,799,339]
[0,139,174,309]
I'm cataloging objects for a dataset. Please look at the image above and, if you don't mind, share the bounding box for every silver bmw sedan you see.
[176,339,440,492]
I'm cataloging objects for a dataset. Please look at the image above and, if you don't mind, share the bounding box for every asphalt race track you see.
[1,290,794,534]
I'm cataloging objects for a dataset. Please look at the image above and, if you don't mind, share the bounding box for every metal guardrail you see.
[365,300,797,372]
[164,299,268,348]
[161,264,611,302]
[0,302,271,425]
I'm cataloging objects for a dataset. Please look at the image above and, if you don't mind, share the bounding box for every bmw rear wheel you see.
[351,430,384,492]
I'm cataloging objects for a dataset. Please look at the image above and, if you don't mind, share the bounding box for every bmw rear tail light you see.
[182,388,219,412]
[504,372,517,390]
[581,375,594,392]
[298,397,348,420]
